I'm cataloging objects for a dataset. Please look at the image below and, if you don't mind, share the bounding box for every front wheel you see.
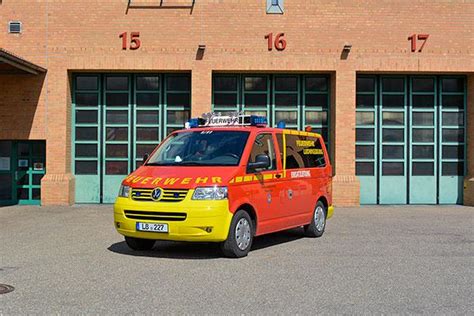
[220,210,254,258]
[125,236,155,251]
[304,201,326,237]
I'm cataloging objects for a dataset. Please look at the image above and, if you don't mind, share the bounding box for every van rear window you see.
[282,134,326,169]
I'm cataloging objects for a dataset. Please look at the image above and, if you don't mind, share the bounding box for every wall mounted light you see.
[198,44,206,51]
[343,43,352,52]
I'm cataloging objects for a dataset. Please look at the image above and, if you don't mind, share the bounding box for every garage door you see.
[72,74,191,203]
[212,74,331,147]
[356,75,466,204]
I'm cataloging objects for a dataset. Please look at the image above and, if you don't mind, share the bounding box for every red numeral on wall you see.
[119,32,141,50]
[265,33,286,51]
[408,34,429,52]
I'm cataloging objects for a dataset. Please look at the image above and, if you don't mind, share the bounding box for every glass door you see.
[0,141,14,205]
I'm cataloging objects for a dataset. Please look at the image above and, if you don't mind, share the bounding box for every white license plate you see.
[136,222,168,233]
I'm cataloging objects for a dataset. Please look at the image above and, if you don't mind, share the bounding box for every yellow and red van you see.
[114,114,333,257]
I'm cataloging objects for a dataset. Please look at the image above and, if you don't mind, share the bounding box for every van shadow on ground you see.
[108,227,305,259]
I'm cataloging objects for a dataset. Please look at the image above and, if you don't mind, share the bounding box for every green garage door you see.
[72,74,191,203]
[212,74,330,146]
[356,75,466,204]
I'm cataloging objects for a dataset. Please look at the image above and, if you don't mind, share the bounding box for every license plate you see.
[136,222,168,233]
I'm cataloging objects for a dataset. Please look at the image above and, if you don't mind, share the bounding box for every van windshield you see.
[145,131,250,166]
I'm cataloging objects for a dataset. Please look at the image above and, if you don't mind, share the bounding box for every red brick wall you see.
[0,0,472,205]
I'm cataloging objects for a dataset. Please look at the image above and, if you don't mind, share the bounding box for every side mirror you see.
[143,153,149,163]
[248,154,270,171]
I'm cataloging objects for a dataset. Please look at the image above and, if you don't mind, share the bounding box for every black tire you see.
[304,200,326,238]
[220,210,254,258]
[125,236,155,251]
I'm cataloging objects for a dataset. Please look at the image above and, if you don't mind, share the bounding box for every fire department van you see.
[114,114,333,258]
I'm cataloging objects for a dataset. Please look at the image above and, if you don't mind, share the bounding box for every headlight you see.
[192,186,228,200]
[118,185,130,198]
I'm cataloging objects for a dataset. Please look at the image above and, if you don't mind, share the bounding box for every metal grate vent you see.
[8,21,22,33]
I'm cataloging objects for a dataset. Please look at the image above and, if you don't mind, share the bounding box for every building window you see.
[267,0,284,14]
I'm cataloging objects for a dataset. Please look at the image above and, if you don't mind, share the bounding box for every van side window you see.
[285,135,326,169]
[247,133,276,173]
[276,133,284,162]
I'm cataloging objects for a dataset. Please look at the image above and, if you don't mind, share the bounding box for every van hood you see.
[122,166,238,189]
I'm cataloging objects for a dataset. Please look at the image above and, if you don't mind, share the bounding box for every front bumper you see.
[113,195,233,242]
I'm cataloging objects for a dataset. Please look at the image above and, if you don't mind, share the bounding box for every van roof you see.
[174,126,322,138]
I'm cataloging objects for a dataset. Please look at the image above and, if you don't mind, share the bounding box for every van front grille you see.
[131,188,188,202]
[124,210,187,221]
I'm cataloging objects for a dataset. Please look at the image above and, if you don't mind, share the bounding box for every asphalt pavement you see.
[0,205,473,314]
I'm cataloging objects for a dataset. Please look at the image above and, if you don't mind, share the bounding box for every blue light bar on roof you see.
[185,112,267,128]
[250,115,267,126]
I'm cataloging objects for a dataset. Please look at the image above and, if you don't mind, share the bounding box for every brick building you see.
[0,0,472,206]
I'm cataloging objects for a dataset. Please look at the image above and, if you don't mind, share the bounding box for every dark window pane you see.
[382,78,404,92]
[135,160,144,169]
[0,175,12,200]
[167,93,190,106]
[382,162,404,176]
[442,78,464,92]
[442,95,464,108]
[213,76,238,91]
[32,174,44,186]
[356,112,374,125]
[17,172,28,185]
[106,77,128,90]
[214,93,238,107]
[305,111,327,125]
[356,145,374,159]
[106,161,128,175]
[136,93,159,106]
[305,94,328,107]
[136,76,159,91]
[275,76,298,91]
[244,110,267,117]
[356,162,374,176]
[412,95,434,108]
[136,144,158,158]
[75,144,97,158]
[75,161,97,175]
[106,111,128,124]
[356,95,374,108]
[356,128,374,142]
[442,146,464,159]
[413,112,434,126]
[413,162,434,176]
[442,112,464,126]
[136,127,159,141]
[106,127,128,141]
[166,126,181,135]
[305,77,328,91]
[442,162,464,176]
[382,129,404,142]
[32,188,41,200]
[275,94,298,106]
[167,111,190,125]
[137,110,159,124]
[356,77,375,92]
[0,141,12,156]
[245,94,267,106]
[76,76,98,90]
[275,111,298,125]
[17,188,28,200]
[382,112,404,125]
[106,144,128,158]
[32,142,45,157]
[412,145,434,159]
[382,95,404,108]
[75,93,98,107]
[244,76,267,91]
[167,75,190,91]
[75,127,97,141]
[75,110,98,124]
[412,129,434,142]
[382,145,404,159]
[17,143,29,156]
[442,129,464,143]
[412,78,434,92]
[106,93,129,107]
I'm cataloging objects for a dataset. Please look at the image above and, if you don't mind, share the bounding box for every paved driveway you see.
[0,205,472,314]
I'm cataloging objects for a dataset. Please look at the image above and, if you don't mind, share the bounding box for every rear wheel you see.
[125,236,155,251]
[304,201,326,237]
[220,210,254,258]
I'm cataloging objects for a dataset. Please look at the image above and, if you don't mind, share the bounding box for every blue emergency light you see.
[249,115,267,126]
[277,121,286,129]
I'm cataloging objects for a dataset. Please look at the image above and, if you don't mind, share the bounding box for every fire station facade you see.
[0,0,473,206]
